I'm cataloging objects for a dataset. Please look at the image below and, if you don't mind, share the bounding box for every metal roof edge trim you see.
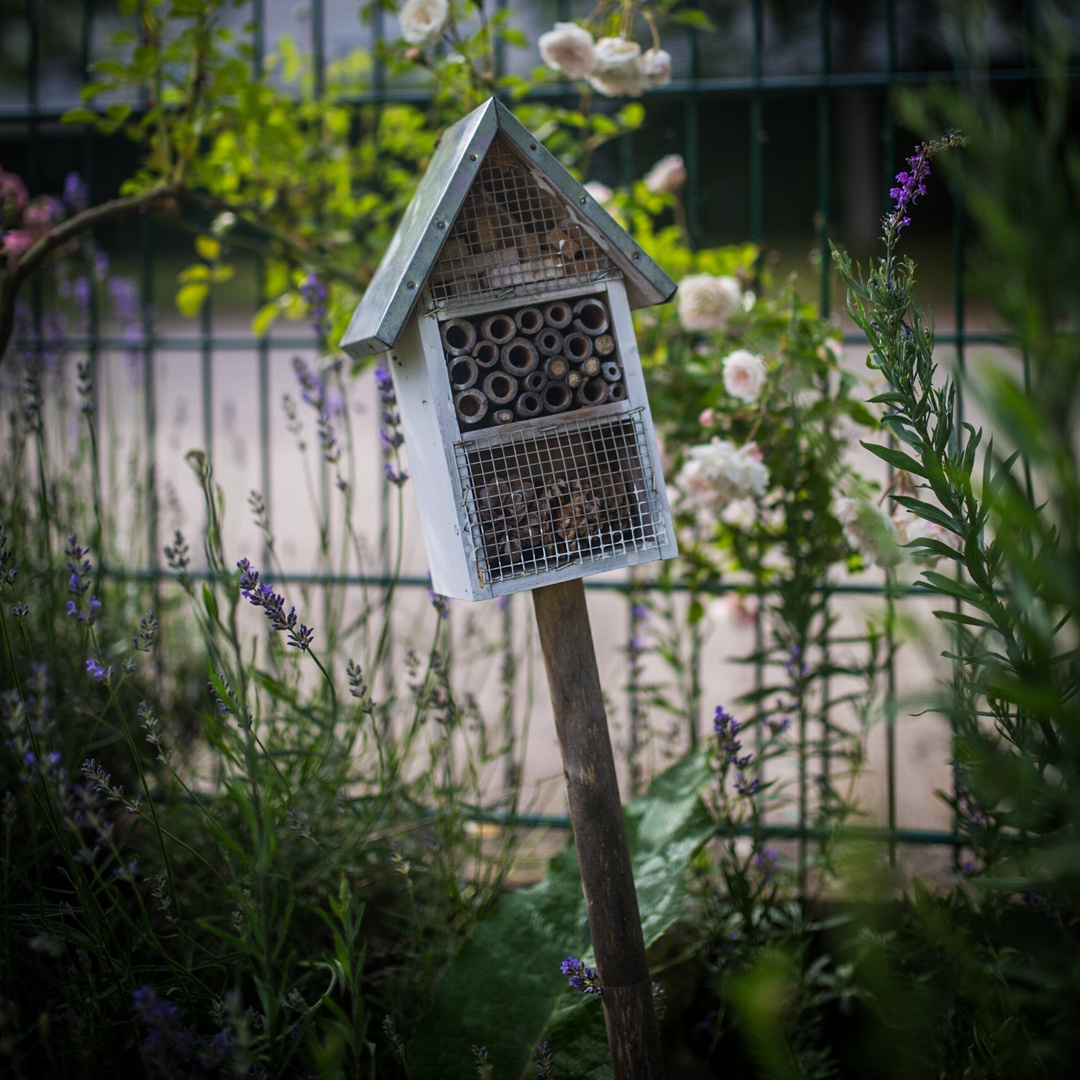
[341,100,499,358]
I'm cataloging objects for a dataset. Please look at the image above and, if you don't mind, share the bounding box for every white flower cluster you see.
[676,439,770,515]
[538,23,672,97]
[676,274,743,333]
[837,498,963,569]
[398,0,449,48]
[835,498,902,568]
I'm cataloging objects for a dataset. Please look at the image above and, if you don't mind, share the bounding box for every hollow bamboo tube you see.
[563,332,593,362]
[594,333,616,356]
[524,370,548,393]
[608,380,627,402]
[514,391,543,419]
[542,381,573,414]
[580,357,601,378]
[493,408,514,424]
[601,360,622,382]
[454,388,488,425]
[565,369,582,389]
[472,340,500,368]
[482,371,518,405]
[449,355,479,390]
[542,299,572,328]
[515,305,544,335]
[572,297,610,335]
[543,356,569,380]
[535,327,564,356]
[441,317,477,356]
[532,579,664,1080]
[576,377,609,407]
[481,313,516,344]
[500,338,539,377]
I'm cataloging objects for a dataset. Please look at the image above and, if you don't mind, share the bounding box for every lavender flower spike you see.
[561,956,602,995]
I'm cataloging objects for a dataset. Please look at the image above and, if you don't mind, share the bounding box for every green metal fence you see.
[2,0,1076,872]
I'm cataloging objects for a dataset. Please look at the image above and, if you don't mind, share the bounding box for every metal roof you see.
[340,97,677,359]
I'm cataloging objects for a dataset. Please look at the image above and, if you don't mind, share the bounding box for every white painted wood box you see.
[341,98,678,601]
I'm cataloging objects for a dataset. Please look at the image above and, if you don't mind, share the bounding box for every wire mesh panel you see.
[428,135,619,307]
[455,408,667,586]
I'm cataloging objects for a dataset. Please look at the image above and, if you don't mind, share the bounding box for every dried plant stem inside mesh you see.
[456,411,666,584]
[443,294,627,431]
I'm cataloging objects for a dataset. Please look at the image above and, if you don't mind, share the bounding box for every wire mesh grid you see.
[455,409,666,586]
[429,135,619,307]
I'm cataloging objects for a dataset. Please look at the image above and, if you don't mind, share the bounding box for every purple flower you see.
[385,463,409,487]
[86,658,111,683]
[292,355,325,409]
[534,1041,554,1078]
[72,276,91,309]
[300,272,328,331]
[427,584,449,620]
[108,276,139,321]
[561,956,602,995]
[756,845,779,884]
[63,172,89,213]
[236,558,315,651]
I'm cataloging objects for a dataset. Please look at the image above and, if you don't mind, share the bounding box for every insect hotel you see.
[341,97,678,601]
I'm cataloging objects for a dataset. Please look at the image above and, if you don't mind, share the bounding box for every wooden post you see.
[532,578,665,1080]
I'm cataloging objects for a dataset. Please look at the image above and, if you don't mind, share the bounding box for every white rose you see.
[587,37,646,97]
[538,22,595,79]
[677,274,743,333]
[676,438,770,514]
[642,47,673,87]
[722,349,767,402]
[583,181,614,205]
[897,514,961,565]
[836,497,902,568]
[399,0,449,48]
[643,153,686,194]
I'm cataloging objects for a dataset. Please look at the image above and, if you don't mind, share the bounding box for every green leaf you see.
[672,9,716,31]
[860,441,926,477]
[61,107,100,126]
[176,282,209,317]
[406,751,713,1080]
[195,235,221,261]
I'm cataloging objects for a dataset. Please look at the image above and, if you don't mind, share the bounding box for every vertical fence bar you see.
[251,0,273,571]
[883,0,899,868]
[684,16,701,245]
[140,216,161,621]
[749,0,765,252]
[816,0,832,319]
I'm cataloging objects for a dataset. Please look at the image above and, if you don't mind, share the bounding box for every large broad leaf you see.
[406,750,714,1080]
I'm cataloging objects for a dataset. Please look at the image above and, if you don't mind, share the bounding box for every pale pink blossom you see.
[1,229,34,256]
[538,22,595,79]
[587,37,647,97]
[722,349,768,402]
[677,274,743,333]
[583,181,613,205]
[398,0,449,48]
[836,498,902,568]
[676,438,770,514]
[896,514,962,565]
[642,47,673,87]
[0,168,29,212]
[643,153,686,194]
[699,407,717,428]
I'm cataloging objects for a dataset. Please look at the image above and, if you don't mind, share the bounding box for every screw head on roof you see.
[407,281,416,289]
